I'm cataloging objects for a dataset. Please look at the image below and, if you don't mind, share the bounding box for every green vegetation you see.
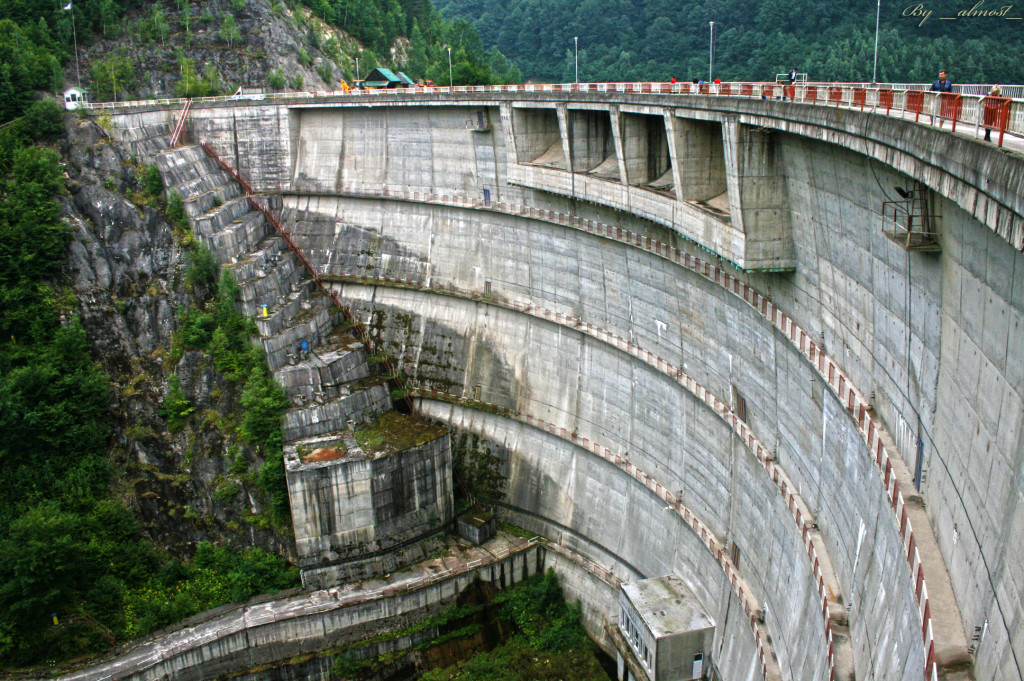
[331,570,608,681]
[267,67,286,90]
[295,0,520,85]
[161,374,194,432]
[0,96,298,669]
[220,13,241,48]
[121,541,298,639]
[167,261,290,523]
[90,48,135,101]
[435,0,1024,84]
[353,410,446,454]
[0,109,140,665]
[0,19,64,122]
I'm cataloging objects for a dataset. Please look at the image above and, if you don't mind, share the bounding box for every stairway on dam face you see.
[153,143,392,437]
[152,142,453,589]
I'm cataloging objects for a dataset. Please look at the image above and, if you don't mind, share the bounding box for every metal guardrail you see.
[84,80,1024,148]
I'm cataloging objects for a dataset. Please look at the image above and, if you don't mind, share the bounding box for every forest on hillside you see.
[0,0,519,123]
[432,0,1024,84]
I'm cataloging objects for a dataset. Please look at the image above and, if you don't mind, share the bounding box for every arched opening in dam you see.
[84,88,1024,681]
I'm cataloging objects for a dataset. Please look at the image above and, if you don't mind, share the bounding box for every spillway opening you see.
[512,106,566,169]
[569,108,618,181]
[620,112,673,197]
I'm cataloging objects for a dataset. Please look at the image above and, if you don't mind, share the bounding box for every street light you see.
[872,0,881,83]
[355,57,359,83]
[708,21,714,84]
[574,36,578,84]
[447,46,453,87]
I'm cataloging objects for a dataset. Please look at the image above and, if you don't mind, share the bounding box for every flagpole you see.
[66,1,81,87]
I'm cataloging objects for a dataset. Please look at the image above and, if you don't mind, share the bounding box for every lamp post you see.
[447,46,453,87]
[872,0,881,83]
[574,36,578,84]
[708,21,714,84]
[355,57,359,83]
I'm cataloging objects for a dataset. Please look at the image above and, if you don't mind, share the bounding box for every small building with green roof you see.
[363,67,406,89]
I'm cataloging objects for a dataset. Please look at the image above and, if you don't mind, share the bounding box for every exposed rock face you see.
[72,0,359,101]
[61,114,294,560]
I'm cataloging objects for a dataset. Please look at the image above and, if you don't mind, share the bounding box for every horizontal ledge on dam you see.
[413,392,817,681]
[56,537,544,681]
[297,186,961,676]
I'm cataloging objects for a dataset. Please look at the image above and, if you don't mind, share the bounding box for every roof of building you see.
[622,575,715,639]
[396,71,415,85]
[364,67,402,87]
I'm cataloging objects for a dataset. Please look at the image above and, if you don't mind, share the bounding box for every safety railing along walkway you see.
[88,80,1023,148]
[197,142,417,413]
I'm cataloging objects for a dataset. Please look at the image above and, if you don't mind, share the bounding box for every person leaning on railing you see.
[930,70,953,92]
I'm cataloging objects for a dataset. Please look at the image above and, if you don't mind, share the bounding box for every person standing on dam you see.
[931,69,953,92]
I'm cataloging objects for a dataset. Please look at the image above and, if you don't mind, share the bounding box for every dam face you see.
[107,91,1024,681]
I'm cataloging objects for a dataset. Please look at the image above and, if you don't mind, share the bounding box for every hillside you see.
[433,0,1024,84]
[0,0,527,668]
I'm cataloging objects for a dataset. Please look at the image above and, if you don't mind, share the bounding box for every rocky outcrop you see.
[72,0,360,100]
[62,113,294,560]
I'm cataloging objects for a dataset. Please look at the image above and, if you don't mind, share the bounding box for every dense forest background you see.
[433,0,1024,84]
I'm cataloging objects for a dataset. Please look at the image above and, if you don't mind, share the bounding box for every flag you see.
[63,2,72,9]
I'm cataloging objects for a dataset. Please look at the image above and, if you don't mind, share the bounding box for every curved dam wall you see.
[106,92,1024,681]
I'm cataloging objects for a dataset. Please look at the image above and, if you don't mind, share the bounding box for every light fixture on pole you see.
[872,0,881,83]
[574,36,578,84]
[708,21,714,84]
[447,46,453,87]
[355,57,360,83]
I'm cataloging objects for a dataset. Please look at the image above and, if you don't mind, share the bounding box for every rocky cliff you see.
[61,114,294,560]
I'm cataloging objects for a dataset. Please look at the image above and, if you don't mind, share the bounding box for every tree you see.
[160,374,193,432]
[141,7,169,46]
[22,100,64,142]
[220,13,241,47]
[90,49,134,102]
[267,67,285,90]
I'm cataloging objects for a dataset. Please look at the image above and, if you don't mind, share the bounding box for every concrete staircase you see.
[152,143,392,450]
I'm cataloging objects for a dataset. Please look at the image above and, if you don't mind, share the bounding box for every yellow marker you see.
[52,613,59,626]
[262,305,268,318]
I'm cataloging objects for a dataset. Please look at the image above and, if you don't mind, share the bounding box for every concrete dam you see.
[84,88,1024,681]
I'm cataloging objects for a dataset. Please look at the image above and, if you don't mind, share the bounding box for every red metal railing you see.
[828,86,842,106]
[169,98,192,147]
[852,88,867,110]
[878,88,894,114]
[906,90,925,122]
[983,96,1011,146]
[199,141,417,413]
[937,93,962,132]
